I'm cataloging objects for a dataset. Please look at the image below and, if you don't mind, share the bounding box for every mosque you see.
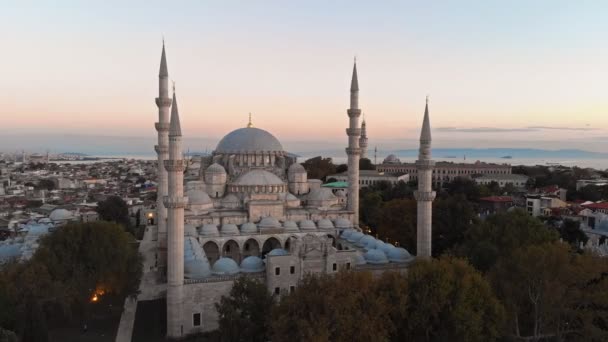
[146,43,435,338]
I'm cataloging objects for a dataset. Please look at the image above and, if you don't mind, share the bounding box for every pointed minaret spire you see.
[169,83,182,137]
[159,40,169,77]
[420,95,431,144]
[350,58,359,92]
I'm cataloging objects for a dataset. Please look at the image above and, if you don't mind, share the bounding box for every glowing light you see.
[147,212,154,218]
[91,294,98,302]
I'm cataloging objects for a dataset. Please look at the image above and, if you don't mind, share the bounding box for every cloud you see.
[437,126,597,133]
[436,127,535,133]
[526,126,596,131]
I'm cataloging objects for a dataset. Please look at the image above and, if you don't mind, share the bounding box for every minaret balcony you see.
[415,159,435,170]
[346,128,362,136]
[163,196,188,209]
[154,145,168,154]
[345,147,361,156]
[155,97,173,107]
[164,159,186,172]
[155,122,170,132]
[414,190,436,201]
[347,109,362,116]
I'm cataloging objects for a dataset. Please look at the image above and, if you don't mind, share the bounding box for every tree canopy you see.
[96,195,131,229]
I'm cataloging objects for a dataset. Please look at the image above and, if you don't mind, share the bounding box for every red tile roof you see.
[582,202,608,210]
[479,196,513,203]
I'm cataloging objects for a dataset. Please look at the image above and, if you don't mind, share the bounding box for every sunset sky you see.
[2,1,607,153]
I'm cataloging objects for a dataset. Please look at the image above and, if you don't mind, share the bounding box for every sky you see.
[1,1,607,154]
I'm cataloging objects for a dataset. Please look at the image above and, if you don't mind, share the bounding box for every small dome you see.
[317,218,334,230]
[335,190,346,197]
[340,228,355,239]
[387,247,413,263]
[307,188,336,201]
[356,235,376,248]
[234,169,285,187]
[199,224,219,237]
[258,217,281,229]
[299,220,317,231]
[221,194,241,208]
[184,237,211,279]
[49,209,73,221]
[355,254,367,265]
[282,220,299,232]
[383,154,401,164]
[184,224,197,237]
[364,249,389,265]
[364,238,379,250]
[288,163,306,174]
[206,163,226,174]
[220,223,239,235]
[334,217,352,229]
[215,127,283,153]
[285,193,298,201]
[379,242,397,254]
[212,257,240,275]
[186,189,212,205]
[240,256,265,273]
[347,231,365,243]
[240,222,258,234]
[267,248,289,257]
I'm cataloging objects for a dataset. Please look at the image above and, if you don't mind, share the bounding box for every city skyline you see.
[2,1,607,151]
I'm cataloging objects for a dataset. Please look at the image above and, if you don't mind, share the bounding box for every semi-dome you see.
[334,217,352,229]
[258,217,281,229]
[364,238,379,250]
[299,219,317,231]
[364,249,389,265]
[220,223,239,235]
[187,189,212,205]
[266,248,289,257]
[347,231,365,243]
[317,218,334,230]
[282,220,300,232]
[307,188,336,201]
[221,194,241,208]
[387,247,413,263]
[288,163,306,173]
[356,235,376,248]
[240,222,258,234]
[335,190,346,197]
[234,169,284,186]
[212,257,240,275]
[49,209,73,221]
[240,256,265,273]
[199,224,220,237]
[206,163,226,174]
[216,127,283,153]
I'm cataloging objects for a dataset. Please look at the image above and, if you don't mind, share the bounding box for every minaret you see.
[155,41,172,273]
[359,118,369,160]
[414,96,436,259]
[164,86,186,338]
[346,60,362,226]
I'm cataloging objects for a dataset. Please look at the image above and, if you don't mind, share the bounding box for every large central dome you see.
[215,127,283,153]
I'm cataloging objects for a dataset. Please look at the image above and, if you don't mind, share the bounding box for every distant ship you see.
[443,155,457,158]
[501,156,512,159]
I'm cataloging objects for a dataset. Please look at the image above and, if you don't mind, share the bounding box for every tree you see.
[36,179,55,191]
[456,209,559,271]
[490,243,608,341]
[359,158,375,170]
[445,177,482,201]
[96,195,130,228]
[271,271,392,342]
[401,257,505,341]
[215,277,274,342]
[301,156,337,181]
[375,199,417,252]
[559,219,588,248]
[432,195,478,257]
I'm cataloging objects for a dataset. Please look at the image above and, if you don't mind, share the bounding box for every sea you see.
[66,153,608,170]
